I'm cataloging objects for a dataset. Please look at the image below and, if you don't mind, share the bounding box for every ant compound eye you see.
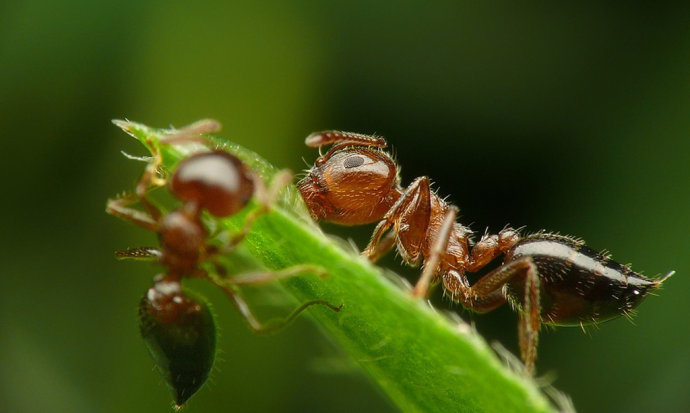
[138,288,216,407]
[343,155,365,169]
[171,151,255,217]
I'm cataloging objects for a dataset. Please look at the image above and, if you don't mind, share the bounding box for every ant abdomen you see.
[138,285,216,407]
[503,233,659,326]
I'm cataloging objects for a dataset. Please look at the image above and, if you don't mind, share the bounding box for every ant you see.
[107,119,341,406]
[297,130,673,375]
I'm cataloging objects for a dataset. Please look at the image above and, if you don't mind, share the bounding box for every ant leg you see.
[116,247,162,261]
[470,257,537,296]
[305,130,387,149]
[443,271,508,312]
[106,193,158,231]
[108,134,168,226]
[306,131,387,166]
[223,264,328,285]
[205,256,327,288]
[206,261,326,288]
[443,257,541,374]
[363,177,431,264]
[133,143,167,222]
[219,285,341,334]
[365,231,397,263]
[208,262,339,333]
[412,207,457,298]
[160,118,221,145]
[518,264,540,375]
[225,169,293,250]
[363,220,395,262]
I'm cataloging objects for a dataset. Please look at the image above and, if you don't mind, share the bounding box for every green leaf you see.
[112,120,560,413]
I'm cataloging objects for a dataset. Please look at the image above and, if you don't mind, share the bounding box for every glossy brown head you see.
[170,151,254,217]
[298,131,401,225]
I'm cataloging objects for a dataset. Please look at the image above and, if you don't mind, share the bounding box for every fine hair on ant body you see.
[298,130,672,375]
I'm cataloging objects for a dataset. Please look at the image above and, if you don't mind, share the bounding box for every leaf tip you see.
[112,118,132,132]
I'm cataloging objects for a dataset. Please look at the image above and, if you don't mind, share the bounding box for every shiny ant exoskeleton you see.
[107,120,341,406]
[298,131,673,375]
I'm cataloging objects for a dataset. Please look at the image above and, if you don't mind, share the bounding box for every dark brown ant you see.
[298,131,673,375]
[107,119,341,405]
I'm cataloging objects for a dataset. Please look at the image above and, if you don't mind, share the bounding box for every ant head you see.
[170,151,254,217]
[299,132,399,225]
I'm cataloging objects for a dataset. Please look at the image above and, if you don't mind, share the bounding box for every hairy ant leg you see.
[442,257,540,374]
[305,130,387,149]
[116,247,162,261]
[365,232,397,263]
[306,131,387,166]
[457,286,508,313]
[106,192,159,231]
[412,207,457,298]
[304,130,388,172]
[518,263,540,375]
[471,257,540,374]
[362,220,396,262]
[363,176,432,264]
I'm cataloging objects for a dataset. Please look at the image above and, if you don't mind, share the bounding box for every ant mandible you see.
[107,120,341,406]
[297,131,672,375]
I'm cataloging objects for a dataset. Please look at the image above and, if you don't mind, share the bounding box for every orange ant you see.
[107,120,341,406]
[298,131,672,375]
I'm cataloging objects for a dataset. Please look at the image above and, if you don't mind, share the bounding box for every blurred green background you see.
[1,1,688,412]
